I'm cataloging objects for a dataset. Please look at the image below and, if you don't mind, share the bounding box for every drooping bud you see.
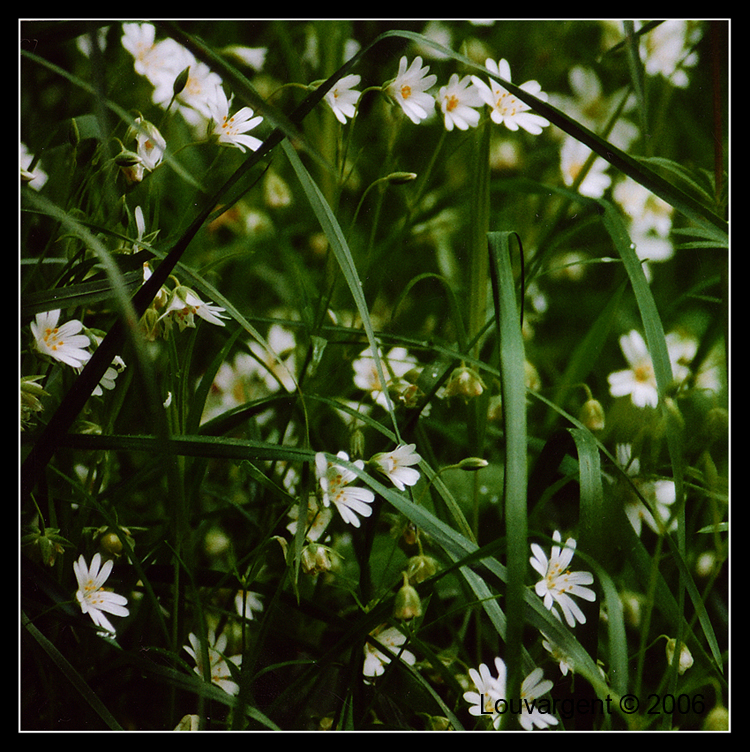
[394,572,422,620]
[300,543,337,575]
[444,365,485,400]
[579,397,606,432]
[665,638,694,675]
[405,554,439,584]
[115,148,145,184]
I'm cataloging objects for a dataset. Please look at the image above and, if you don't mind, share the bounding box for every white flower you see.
[530,531,596,628]
[158,287,228,331]
[31,310,92,368]
[560,135,612,198]
[519,667,559,730]
[352,346,418,409]
[541,634,574,676]
[616,444,677,537]
[286,495,334,542]
[208,85,264,153]
[245,323,297,393]
[131,117,166,171]
[607,330,659,408]
[437,74,483,131]
[315,451,375,528]
[387,56,437,124]
[548,66,638,150]
[363,625,416,681]
[639,20,703,89]
[20,142,48,190]
[463,657,506,726]
[121,22,159,77]
[613,176,673,238]
[608,330,695,408]
[223,44,267,72]
[84,334,126,397]
[370,444,421,491]
[471,58,550,135]
[73,553,129,636]
[124,25,222,129]
[183,630,242,696]
[464,657,558,730]
[234,590,264,621]
[325,73,361,124]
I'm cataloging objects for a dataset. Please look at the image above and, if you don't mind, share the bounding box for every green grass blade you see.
[487,231,528,706]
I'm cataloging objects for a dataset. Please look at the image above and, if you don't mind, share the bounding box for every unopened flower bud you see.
[394,572,422,620]
[702,406,728,446]
[115,148,145,184]
[457,457,489,471]
[68,117,80,149]
[173,66,191,98]
[444,365,485,400]
[702,704,729,731]
[405,554,439,584]
[96,526,132,558]
[301,543,336,575]
[579,397,605,432]
[386,171,418,184]
[665,638,693,674]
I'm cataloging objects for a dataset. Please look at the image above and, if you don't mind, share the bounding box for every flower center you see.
[43,327,63,351]
[634,363,654,383]
[446,94,459,112]
[400,84,412,100]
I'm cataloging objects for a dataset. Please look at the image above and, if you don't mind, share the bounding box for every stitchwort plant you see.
[21,19,728,731]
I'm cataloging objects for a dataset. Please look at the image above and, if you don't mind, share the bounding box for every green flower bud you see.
[457,457,489,471]
[386,171,418,184]
[394,572,422,620]
[579,397,605,432]
[68,117,80,149]
[444,365,485,400]
[702,704,729,731]
[173,66,191,98]
[405,554,439,584]
[301,543,337,575]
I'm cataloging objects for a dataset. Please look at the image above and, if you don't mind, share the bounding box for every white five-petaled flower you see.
[31,310,92,369]
[437,73,484,131]
[607,330,659,408]
[183,630,242,696]
[370,444,421,491]
[464,656,558,730]
[616,443,677,537]
[158,286,228,331]
[387,56,437,124]
[560,135,612,198]
[363,625,416,681]
[208,85,264,153]
[315,451,375,528]
[73,553,130,636]
[530,530,596,628]
[325,73,362,124]
[352,346,418,410]
[471,58,550,135]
